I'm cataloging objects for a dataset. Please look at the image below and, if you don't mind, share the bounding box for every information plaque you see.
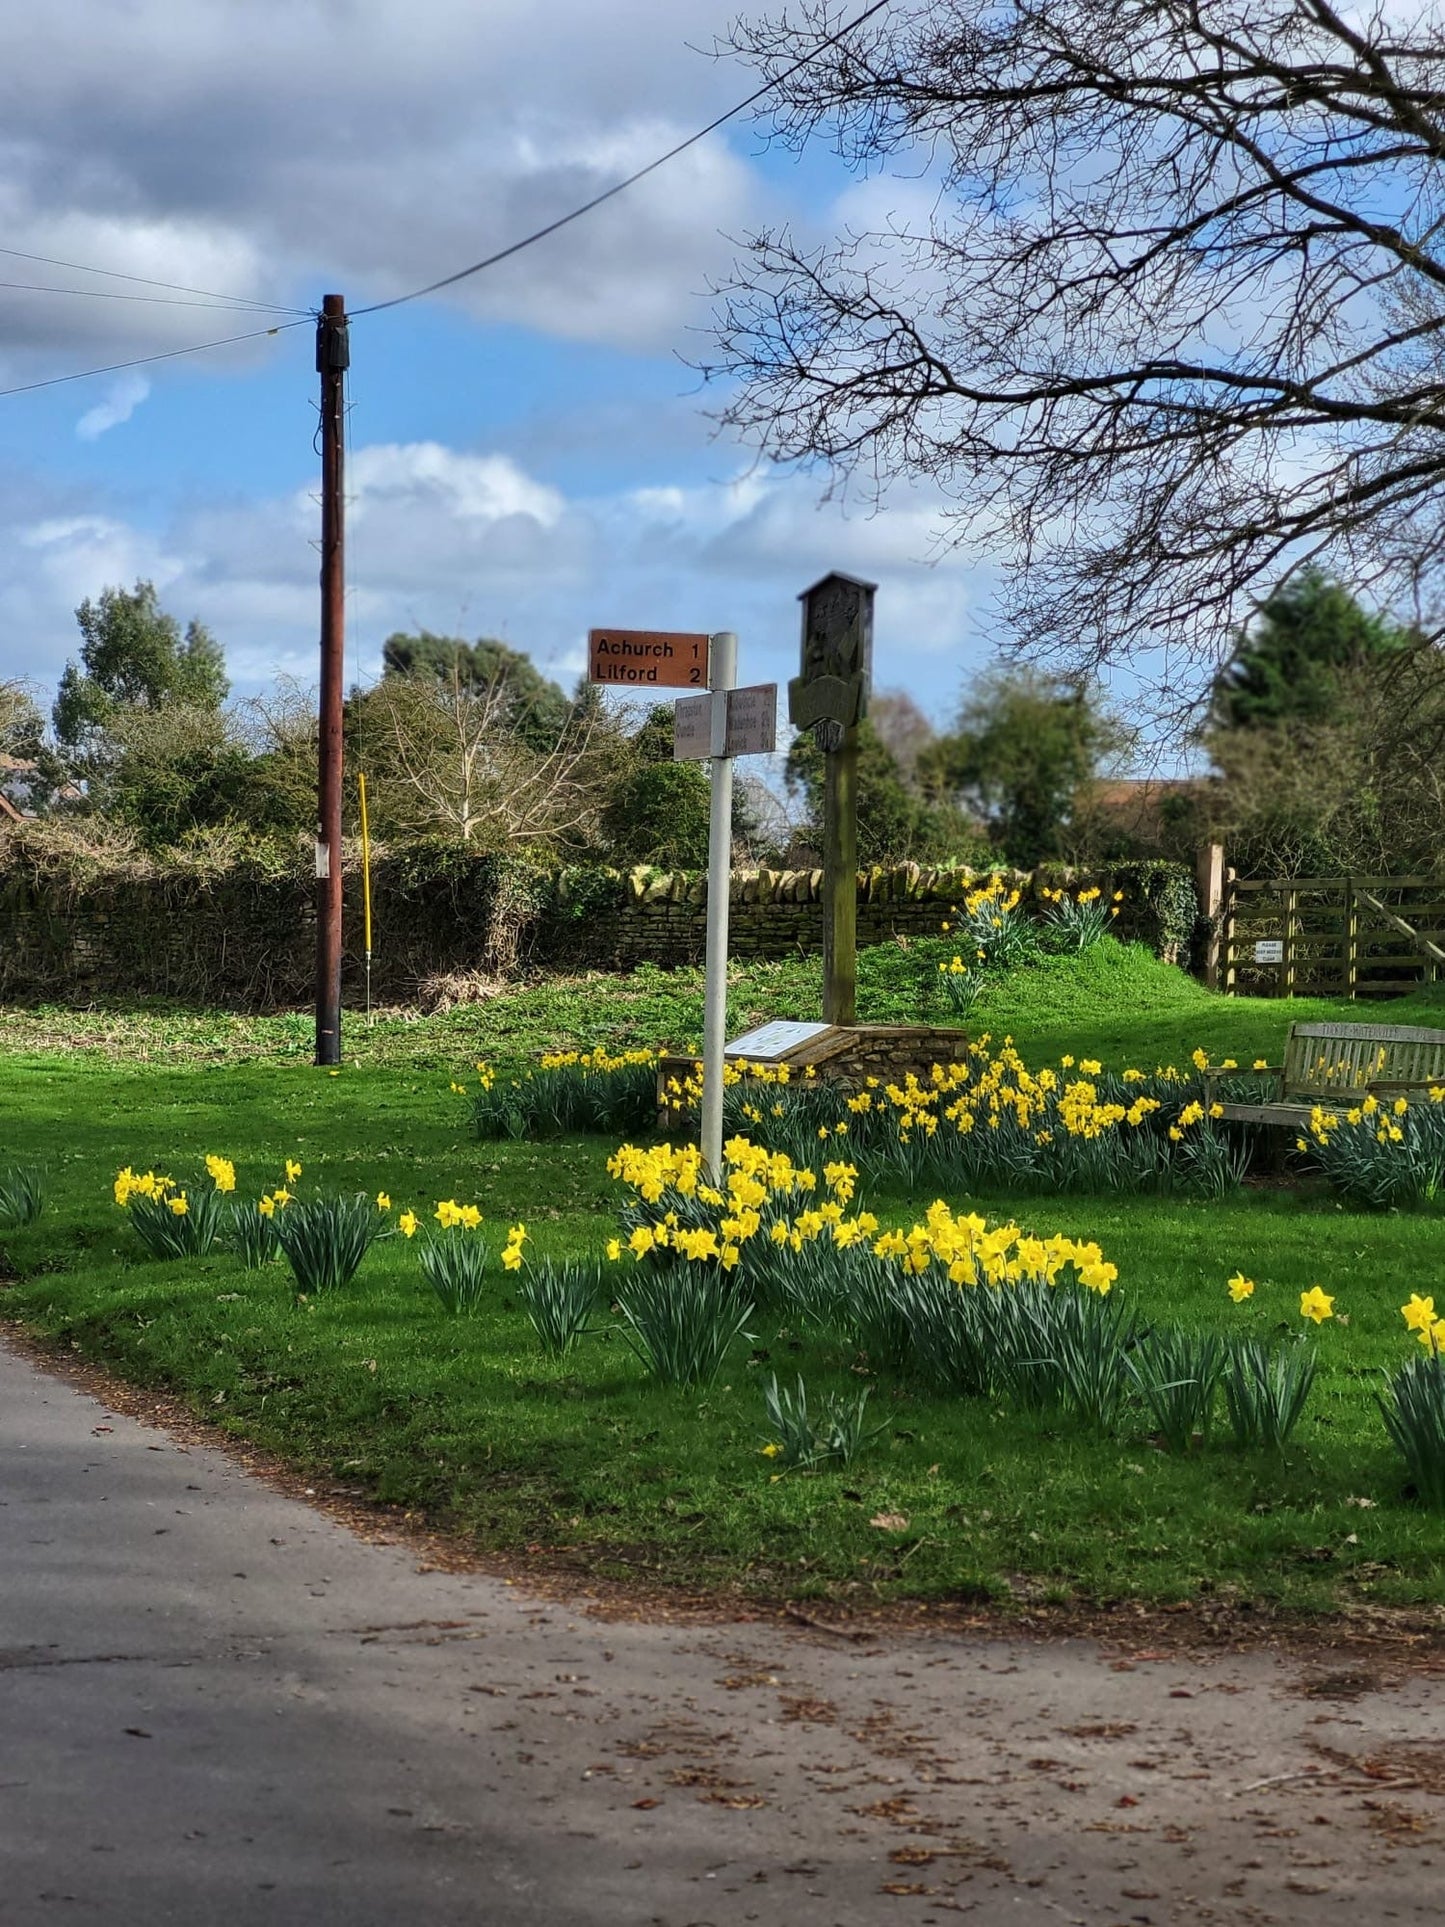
[724,1019,835,1062]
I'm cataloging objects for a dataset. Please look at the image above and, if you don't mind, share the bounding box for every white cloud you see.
[0,0,772,376]
[349,444,565,533]
[75,372,150,440]
[0,437,996,711]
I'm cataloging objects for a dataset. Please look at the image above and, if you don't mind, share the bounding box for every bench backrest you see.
[1283,1021,1445,1099]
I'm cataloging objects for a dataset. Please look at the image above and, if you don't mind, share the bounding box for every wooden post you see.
[1223,869,1238,995]
[1345,878,1359,1000]
[789,571,875,1032]
[822,726,858,1025]
[1196,842,1225,989]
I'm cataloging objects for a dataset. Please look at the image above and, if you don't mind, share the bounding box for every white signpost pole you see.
[700,631,738,1179]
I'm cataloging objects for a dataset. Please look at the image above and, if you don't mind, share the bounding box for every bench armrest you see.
[1203,1062,1281,1101]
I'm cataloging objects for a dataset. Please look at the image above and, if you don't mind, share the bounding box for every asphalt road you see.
[2,1335,1442,1926]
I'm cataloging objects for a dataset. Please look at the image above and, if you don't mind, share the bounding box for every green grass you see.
[3,939,1444,1615]
[5,935,1442,1073]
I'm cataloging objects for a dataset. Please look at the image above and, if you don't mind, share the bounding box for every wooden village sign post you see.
[790,571,876,1027]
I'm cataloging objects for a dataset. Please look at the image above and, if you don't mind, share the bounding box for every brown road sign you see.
[588,628,709,688]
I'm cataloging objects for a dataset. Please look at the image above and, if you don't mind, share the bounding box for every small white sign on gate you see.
[1254,939,1285,964]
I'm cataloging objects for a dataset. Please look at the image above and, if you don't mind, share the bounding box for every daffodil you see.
[1227,1272,1254,1303]
[398,1210,418,1238]
[1299,1285,1335,1325]
[375,1192,391,1211]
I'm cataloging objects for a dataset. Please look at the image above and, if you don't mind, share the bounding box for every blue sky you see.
[0,0,1014,731]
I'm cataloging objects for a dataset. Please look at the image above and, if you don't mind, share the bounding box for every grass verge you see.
[4,945,1444,1615]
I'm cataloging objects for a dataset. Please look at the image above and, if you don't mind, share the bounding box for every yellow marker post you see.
[358,772,374,1022]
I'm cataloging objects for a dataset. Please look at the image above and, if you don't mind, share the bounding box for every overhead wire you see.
[0,0,890,399]
[350,0,891,317]
[0,277,304,312]
[0,318,310,400]
[0,244,305,315]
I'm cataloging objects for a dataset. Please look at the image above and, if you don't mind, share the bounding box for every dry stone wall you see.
[0,841,1197,1007]
[542,861,1194,970]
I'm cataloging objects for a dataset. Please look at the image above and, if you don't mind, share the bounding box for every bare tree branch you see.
[356,670,615,851]
[711,0,1445,680]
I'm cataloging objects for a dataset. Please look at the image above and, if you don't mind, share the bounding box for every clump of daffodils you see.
[1299,1088,1445,1210]
[605,1134,1116,1298]
[112,1155,238,1259]
[471,1047,659,1141]
[871,1201,1118,1295]
[608,1136,866,1275]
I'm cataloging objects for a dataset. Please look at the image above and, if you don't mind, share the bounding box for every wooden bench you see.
[1205,1020,1445,1128]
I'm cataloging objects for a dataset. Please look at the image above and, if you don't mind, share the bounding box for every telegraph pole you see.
[314,292,348,1066]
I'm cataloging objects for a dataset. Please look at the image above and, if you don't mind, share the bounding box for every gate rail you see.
[1221,875,1445,999]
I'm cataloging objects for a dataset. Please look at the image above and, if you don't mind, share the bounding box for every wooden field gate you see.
[1222,875,1445,999]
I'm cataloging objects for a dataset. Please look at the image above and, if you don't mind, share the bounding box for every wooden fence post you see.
[1196,842,1226,989]
[1344,878,1359,1000]
[1223,869,1238,995]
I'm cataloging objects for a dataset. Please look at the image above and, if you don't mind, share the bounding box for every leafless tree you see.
[0,679,43,755]
[1201,648,1445,873]
[868,688,937,779]
[356,669,614,851]
[714,0,1445,687]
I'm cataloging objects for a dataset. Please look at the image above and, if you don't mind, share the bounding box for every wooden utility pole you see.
[314,293,348,1066]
